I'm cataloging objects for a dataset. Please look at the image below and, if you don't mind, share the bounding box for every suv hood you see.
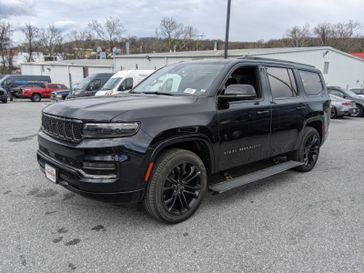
[43,94,198,122]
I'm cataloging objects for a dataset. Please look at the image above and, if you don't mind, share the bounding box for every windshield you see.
[101,77,123,90]
[133,63,225,96]
[72,76,93,94]
[0,76,8,88]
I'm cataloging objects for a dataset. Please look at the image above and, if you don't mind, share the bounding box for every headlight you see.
[83,122,140,138]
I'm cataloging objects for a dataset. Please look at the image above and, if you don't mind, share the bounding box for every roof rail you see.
[237,56,315,68]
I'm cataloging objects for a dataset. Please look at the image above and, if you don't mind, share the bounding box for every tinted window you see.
[88,79,101,91]
[267,67,298,98]
[48,84,58,89]
[299,70,323,95]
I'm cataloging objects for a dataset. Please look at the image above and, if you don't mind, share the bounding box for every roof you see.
[350,53,364,59]
[114,46,364,63]
[21,58,113,68]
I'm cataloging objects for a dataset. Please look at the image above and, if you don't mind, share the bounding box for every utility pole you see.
[224,0,232,59]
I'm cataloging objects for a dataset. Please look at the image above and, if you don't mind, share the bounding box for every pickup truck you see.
[21,83,67,102]
[37,57,330,223]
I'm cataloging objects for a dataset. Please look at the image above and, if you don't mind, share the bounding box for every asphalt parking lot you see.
[0,101,363,273]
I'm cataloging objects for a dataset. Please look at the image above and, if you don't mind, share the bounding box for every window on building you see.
[299,70,324,95]
[267,67,298,98]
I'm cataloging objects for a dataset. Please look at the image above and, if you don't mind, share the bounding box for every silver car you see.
[330,94,358,118]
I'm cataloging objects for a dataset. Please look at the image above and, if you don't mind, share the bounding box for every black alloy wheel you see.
[302,133,320,170]
[162,162,202,215]
[291,127,321,172]
[144,149,207,224]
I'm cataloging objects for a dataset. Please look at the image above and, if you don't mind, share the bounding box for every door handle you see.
[256,110,269,115]
[296,105,306,110]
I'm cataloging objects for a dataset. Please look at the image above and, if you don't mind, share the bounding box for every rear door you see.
[265,66,306,156]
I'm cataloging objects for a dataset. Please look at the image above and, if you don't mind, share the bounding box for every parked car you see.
[0,87,7,103]
[9,82,51,101]
[37,58,330,223]
[328,86,364,117]
[350,88,364,97]
[20,83,67,102]
[67,73,113,99]
[329,94,358,118]
[0,75,51,101]
[51,90,71,102]
[95,70,154,96]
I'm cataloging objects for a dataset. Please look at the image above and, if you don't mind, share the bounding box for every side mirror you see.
[219,84,257,102]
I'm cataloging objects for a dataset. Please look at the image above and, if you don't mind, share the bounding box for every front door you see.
[265,66,306,156]
[217,65,272,171]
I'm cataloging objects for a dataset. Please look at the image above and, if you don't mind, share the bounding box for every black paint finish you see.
[37,58,330,203]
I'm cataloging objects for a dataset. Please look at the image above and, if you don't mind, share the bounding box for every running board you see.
[209,161,303,194]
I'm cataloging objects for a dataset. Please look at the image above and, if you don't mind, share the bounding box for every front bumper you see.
[37,131,149,203]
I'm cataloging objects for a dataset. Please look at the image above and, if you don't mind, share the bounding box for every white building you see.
[21,59,113,87]
[114,46,364,89]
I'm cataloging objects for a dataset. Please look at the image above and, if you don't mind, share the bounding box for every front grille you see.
[42,113,83,143]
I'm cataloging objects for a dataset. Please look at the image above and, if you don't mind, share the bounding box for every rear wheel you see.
[352,104,363,117]
[31,94,41,102]
[291,127,321,172]
[144,149,207,224]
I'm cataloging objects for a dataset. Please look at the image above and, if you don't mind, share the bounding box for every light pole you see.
[224,0,232,59]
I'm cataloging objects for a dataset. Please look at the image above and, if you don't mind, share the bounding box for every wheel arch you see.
[149,135,215,175]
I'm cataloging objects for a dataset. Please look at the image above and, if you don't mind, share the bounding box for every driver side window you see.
[88,79,101,91]
[118,78,133,91]
[222,66,261,98]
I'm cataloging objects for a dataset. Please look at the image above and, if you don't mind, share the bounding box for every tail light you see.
[342,102,350,106]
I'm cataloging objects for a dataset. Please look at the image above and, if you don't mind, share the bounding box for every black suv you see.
[37,58,330,223]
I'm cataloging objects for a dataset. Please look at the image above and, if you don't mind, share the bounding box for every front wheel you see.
[144,149,207,224]
[291,127,321,172]
[330,107,337,119]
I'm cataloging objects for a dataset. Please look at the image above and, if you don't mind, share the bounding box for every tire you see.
[31,94,41,102]
[291,127,321,172]
[143,148,207,224]
[352,104,363,117]
[2,98,7,103]
[330,107,337,119]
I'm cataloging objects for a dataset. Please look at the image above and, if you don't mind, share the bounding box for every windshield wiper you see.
[140,91,174,96]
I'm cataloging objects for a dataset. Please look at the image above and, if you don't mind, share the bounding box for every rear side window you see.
[48,84,58,89]
[267,67,298,99]
[299,70,324,95]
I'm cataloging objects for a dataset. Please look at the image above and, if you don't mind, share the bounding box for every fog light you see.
[83,162,116,170]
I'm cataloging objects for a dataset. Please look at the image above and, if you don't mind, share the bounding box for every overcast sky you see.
[1,0,363,43]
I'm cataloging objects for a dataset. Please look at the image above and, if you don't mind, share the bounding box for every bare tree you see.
[313,22,334,45]
[39,25,63,58]
[68,30,92,58]
[334,20,361,39]
[285,24,310,47]
[21,24,39,62]
[88,16,125,51]
[156,17,183,52]
[0,21,13,73]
